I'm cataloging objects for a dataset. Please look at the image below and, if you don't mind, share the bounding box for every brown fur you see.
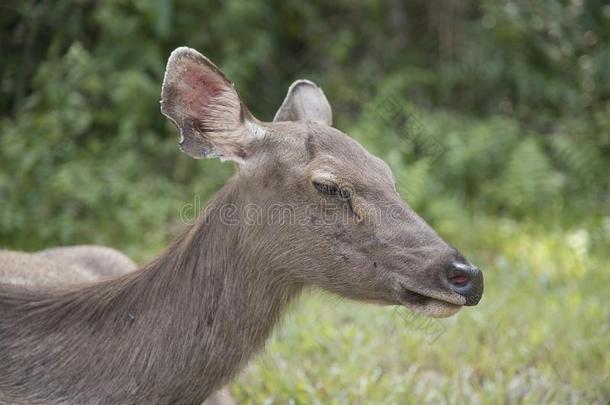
[0,246,234,404]
[0,249,99,287]
[0,47,482,404]
[0,186,298,403]
[35,245,138,278]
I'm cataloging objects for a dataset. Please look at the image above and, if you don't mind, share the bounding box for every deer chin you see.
[399,286,464,318]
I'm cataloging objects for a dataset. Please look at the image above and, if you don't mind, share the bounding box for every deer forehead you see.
[251,121,396,190]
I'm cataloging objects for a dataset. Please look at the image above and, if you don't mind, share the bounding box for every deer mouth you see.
[398,285,464,318]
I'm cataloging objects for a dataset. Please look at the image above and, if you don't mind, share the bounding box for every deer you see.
[35,245,139,279]
[0,47,484,404]
[0,245,136,288]
[0,246,234,404]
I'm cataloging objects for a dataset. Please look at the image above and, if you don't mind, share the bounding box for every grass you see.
[229,216,610,404]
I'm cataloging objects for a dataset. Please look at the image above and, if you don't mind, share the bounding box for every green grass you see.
[230,217,610,404]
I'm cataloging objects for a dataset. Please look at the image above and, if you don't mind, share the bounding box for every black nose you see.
[445,263,484,306]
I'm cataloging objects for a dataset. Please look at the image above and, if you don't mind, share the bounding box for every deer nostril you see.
[448,273,469,287]
[446,264,472,288]
[445,262,484,306]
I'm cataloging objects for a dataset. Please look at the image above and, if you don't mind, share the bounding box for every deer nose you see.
[445,263,484,306]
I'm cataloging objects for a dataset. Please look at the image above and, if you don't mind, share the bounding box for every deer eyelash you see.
[313,181,340,196]
[312,181,353,201]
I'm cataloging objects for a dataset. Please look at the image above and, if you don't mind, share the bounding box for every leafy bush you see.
[2,1,608,254]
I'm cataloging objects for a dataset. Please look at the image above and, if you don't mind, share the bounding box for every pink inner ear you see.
[181,64,226,117]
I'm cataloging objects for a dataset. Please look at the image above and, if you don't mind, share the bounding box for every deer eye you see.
[313,181,338,196]
[313,181,352,200]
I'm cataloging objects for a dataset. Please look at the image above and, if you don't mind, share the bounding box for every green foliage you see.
[1,1,608,250]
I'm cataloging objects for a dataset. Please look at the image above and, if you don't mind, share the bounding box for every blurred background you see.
[1,0,608,403]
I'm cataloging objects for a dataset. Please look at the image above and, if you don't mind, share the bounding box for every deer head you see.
[161,47,483,318]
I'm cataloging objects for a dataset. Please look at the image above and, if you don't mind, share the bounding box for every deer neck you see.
[0,181,302,404]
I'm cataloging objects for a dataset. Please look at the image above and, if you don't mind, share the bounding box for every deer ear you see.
[161,47,262,161]
[273,80,332,126]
